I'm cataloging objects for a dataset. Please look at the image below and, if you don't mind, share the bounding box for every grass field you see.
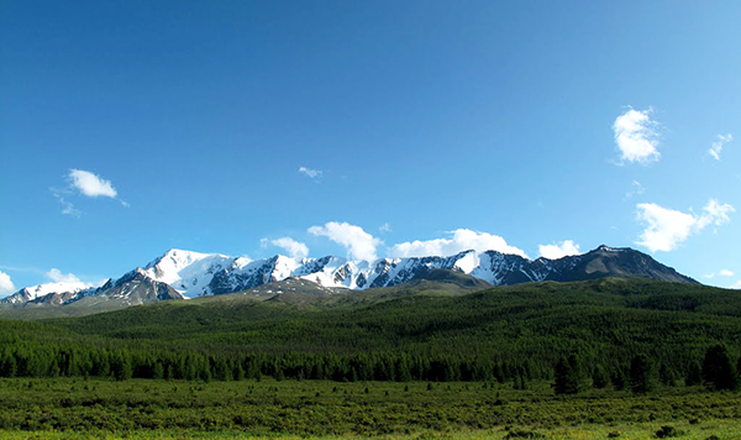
[0,378,739,439]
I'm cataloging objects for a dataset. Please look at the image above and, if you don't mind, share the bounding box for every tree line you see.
[553,344,739,394]
[1,342,738,394]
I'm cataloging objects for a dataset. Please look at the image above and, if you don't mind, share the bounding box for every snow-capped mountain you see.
[202,244,697,296]
[1,245,697,309]
[142,249,236,297]
[0,280,98,305]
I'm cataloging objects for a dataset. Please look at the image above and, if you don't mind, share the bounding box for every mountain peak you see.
[2,244,699,311]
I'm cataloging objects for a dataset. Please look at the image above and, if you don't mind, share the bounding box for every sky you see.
[1,0,740,295]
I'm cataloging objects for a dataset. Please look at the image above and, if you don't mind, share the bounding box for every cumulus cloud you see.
[387,229,528,259]
[309,222,381,261]
[0,270,15,296]
[636,204,697,252]
[708,134,733,161]
[271,237,310,259]
[731,280,741,289]
[636,199,735,252]
[298,166,323,180]
[46,268,82,284]
[538,240,581,260]
[613,108,660,165]
[69,169,117,198]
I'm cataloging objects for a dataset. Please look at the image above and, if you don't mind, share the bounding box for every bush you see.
[656,425,678,438]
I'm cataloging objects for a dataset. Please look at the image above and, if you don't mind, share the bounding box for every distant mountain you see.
[0,279,97,305]
[0,245,697,315]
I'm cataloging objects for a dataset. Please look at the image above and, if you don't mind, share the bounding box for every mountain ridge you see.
[0,245,698,314]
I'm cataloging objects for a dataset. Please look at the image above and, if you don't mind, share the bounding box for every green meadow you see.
[0,377,740,438]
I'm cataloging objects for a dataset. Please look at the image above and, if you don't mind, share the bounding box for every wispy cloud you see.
[270,237,310,259]
[379,223,392,233]
[624,180,646,200]
[636,198,734,252]
[0,270,15,296]
[704,269,735,279]
[51,189,82,217]
[309,222,381,261]
[298,166,323,180]
[538,240,581,260]
[613,108,660,165]
[708,134,733,161]
[388,229,528,259]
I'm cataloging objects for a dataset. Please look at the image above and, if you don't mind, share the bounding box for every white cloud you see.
[298,166,323,180]
[387,229,528,259]
[0,270,15,296]
[696,199,735,230]
[731,280,741,289]
[271,237,310,259]
[704,269,734,279]
[52,169,126,215]
[636,203,696,252]
[613,108,660,165]
[379,223,392,233]
[260,238,269,249]
[52,190,81,217]
[46,268,82,284]
[538,240,581,260]
[308,222,381,261]
[69,169,118,198]
[636,198,735,252]
[708,133,733,161]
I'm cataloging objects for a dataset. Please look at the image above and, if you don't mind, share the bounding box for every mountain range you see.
[0,245,697,314]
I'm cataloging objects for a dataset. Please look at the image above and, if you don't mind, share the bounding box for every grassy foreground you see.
[0,378,740,439]
[1,421,741,439]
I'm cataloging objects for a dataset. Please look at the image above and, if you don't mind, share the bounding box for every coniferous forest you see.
[1,278,741,438]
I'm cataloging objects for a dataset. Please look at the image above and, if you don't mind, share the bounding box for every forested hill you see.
[0,277,740,384]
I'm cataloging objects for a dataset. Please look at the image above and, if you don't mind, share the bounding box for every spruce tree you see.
[629,354,655,394]
[553,355,580,395]
[685,361,702,386]
[702,345,739,391]
[592,364,609,389]
[611,368,626,391]
[659,363,676,387]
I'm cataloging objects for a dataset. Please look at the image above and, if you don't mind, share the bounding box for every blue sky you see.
[1,0,740,294]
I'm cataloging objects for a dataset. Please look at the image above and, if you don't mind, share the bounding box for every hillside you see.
[0,245,698,319]
[1,278,739,384]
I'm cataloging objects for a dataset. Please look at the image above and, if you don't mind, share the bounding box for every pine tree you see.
[702,345,739,391]
[685,361,702,386]
[659,363,676,387]
[111,352,132,381]
[611,368,626,391]
[152,361,164,380]
[592,364,608,389]
[629,354,655,394]
[553,355,580,395]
